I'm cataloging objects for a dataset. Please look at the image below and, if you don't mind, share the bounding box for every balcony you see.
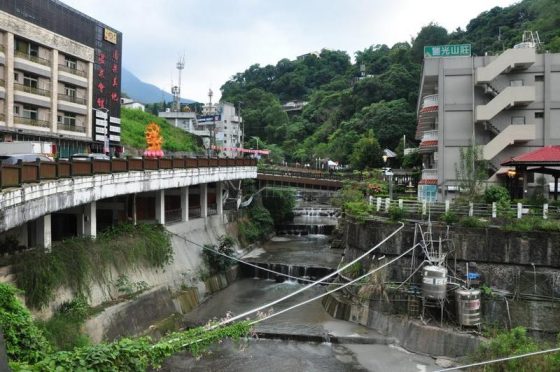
[58,123,86,133]
[14,83,50,97]
[475,86,534,122]
[420,94,438,113]
[419,168,438,185]
[476,48,535,84]
[15,51,50,66]
[58,64,87,78]
[14,116,50,128]
[419,130,438,153]
[58,93,86,105]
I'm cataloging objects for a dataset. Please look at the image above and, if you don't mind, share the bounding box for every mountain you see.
[121,67,196,104]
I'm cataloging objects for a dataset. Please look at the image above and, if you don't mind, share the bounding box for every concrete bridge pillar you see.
[84,201,97,238]
[200,183,208,218]
[36,214,52,251]
[181,186,189,222]
[216,182,223,215]
[155,190,165,225]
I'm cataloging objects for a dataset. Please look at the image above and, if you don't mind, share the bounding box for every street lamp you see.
[383,154,393,200]
[507,168,517,199]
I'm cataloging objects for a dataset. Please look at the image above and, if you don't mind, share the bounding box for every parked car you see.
[0,154,53,166]
[71,153,110,161]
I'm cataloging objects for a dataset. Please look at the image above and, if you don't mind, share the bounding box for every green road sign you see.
[424,44,471,58]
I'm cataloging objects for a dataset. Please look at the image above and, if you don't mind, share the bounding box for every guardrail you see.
[369,197,560,221]
[0,157,256,190]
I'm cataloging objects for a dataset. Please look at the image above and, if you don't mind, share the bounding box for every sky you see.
[62,0,517,103]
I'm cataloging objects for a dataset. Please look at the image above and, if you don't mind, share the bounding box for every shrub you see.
[459,216,489,228]
[0,283,51,364]
[440,211,458,224]
[344,201,372,222]
[388,205,406,221]
[484,185,510,204]
[202,235,236,275]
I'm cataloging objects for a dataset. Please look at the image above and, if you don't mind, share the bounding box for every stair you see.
[476,86,535,122]
[482,124,536,160]
[476,48,536,84]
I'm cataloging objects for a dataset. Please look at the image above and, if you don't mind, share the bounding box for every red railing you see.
[0,157,256,190]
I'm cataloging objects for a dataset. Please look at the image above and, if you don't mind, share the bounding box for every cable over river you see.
[162,201,438,371]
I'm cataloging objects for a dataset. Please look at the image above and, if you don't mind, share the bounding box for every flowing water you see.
[162,203,438,371]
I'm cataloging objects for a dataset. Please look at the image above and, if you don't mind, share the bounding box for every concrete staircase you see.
[476,86,535,122]
[476,48,535,84]
[482,124,536,160]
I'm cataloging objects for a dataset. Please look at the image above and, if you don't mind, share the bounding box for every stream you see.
[162,201,438,371]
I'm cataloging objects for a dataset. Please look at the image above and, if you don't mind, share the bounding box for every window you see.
[13,72,18,81]
[23,74,38,89]
[510,80,523,87]
[511,116,525,125]
[65,56,77,70]
[64,85,76,97]
[22,105,38,120]
[29,43,39,57]
[58,112,76,126]
[14,106,20,115]
[535,112,544,118]
[535,75,544,82]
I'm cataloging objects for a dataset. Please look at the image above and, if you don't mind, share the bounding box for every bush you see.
[459,216,489,229]
[0,283,51,364]
[344,201,372,222]
[388,205,406,221]
[202,235,236,275]
[470,327,560,371]
[440,211,458,224]
[262,189,295,224]
[484,185,510,204]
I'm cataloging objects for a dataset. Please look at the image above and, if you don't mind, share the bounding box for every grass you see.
[120,108,202,153]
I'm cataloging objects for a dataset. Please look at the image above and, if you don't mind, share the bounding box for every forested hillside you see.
[220,0,560,168]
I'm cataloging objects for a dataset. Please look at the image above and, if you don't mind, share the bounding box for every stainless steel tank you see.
[422,265,448,299]
[455,288,481,326]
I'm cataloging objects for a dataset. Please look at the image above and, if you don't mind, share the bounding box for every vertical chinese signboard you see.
[93,25,122,152]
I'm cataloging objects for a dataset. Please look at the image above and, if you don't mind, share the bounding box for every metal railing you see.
[58,64,87,77]
[165,208,182,223]
[57,93,86,105]
[369,197,560,221]
[57,123,86,133]
[15,51,50,66]
[13,116,50,128]
[14,83,50,97]
[0,157,257,190]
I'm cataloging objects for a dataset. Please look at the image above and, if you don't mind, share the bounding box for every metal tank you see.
[422,265,448,299]
[455,288,481,326]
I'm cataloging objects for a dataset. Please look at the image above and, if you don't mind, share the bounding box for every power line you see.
[435,347,560,371]
[173,222,405,329]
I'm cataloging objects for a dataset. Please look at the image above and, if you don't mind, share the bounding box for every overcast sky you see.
[62,0,516,102]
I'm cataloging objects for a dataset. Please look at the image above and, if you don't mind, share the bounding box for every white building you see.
[120,97,145,111]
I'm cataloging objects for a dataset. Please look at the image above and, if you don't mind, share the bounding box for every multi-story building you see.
[416,37,560,201]
[0,0,122,157]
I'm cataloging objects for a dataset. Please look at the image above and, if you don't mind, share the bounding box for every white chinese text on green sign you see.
[424,44,471,58]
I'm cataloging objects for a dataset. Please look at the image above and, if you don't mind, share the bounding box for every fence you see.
[369,197,560,221]
[0,157,256,190]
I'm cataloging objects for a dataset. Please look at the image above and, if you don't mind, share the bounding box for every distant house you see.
[282,101,307,113]
[120,98,145,111]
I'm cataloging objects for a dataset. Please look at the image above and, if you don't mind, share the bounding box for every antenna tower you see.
[172,55,185,112]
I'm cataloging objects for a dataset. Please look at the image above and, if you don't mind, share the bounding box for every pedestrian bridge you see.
[0,157,256,248]
[256,168,345,191]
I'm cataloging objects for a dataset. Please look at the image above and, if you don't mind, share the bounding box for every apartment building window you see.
[535,75,544,82]
[23,74,38,89]
[15,38,38,57]
[13,105,20,115]
[65,56,77,70]
[535,112,544,118]
[58,112,76,126]
[64,85,76,97]
[511,116,525,125]
[22,105,38,120]
[13,72,18,81]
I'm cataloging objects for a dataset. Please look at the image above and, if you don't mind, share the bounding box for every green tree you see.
[455,145,488,201]
[411,23,449,62]
[350,131,383,169]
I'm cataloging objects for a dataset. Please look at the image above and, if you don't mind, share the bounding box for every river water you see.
[162,203,438,371]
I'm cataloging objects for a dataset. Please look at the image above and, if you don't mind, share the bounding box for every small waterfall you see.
[243,262,334,284]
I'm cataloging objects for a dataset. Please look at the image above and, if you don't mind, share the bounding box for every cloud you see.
[62,0,516,102]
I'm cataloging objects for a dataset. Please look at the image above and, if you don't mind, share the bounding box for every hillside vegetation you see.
[120,108,201,154]
[220,0,560,169]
